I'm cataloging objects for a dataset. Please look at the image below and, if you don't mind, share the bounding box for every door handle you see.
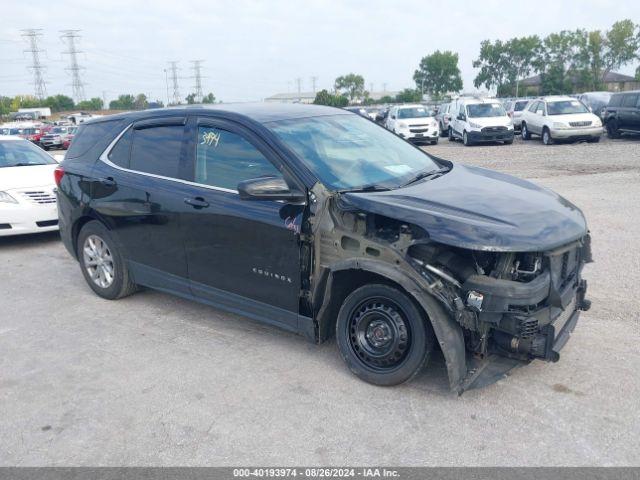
[184,196,209,209]
[98,177,116,187]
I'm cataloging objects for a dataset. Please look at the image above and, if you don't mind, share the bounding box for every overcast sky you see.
[1,0,639,104]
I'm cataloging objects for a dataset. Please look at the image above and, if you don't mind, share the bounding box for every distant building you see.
[11,107,52,120]
[264,90,399,104]
[520,71,640,94]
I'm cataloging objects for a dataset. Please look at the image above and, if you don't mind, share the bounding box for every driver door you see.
[180,117,304,330]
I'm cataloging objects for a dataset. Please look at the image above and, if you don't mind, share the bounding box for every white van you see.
[449,97,514,146]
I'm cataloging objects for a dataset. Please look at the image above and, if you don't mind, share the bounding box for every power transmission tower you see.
[295,77,302,101]
[21,29,47,100]
[190,60,204,103]
[310,76,318,93]
[369,82,374,94]
[168,61,181,105]
[60,30,86,103]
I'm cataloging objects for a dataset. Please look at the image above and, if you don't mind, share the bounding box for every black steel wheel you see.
[336,284,434,386]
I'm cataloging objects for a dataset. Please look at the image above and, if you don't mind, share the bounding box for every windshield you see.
[0,140,56,167]
[397,107,432,119]
[547,100,589,115]
[466,103,506,118]
[268,114,441,191]
[52,127,66,134]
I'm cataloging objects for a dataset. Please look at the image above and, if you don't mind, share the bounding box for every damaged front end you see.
[406,237,592,392]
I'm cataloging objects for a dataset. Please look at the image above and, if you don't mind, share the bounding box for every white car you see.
[385,104,439,145]
[520,96,603,145]
[448,97,514,146]
[0,136,60,236]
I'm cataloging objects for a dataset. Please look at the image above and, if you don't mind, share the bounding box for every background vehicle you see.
[504,99,531,132]
[435,102,452,137]
[385,104,439,144]
[344,106,368,118]
[0,136,60,236]
[375,106,389,125]
[603,90,640,138]
[40,126,74,150]
[521,96,603,145]
[578,91,612,121]
[449,98,514,146]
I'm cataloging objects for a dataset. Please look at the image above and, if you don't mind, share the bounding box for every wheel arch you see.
[314,259,467,391]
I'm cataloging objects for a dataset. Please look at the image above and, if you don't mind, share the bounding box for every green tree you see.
[202,93,216,104]
[334,73,365,102]
[76,97,104,111]
[473,39,511,93]
[133,93,148,110]
[185,93,197,104]
[313,89,348,107]
[413,50,463,97]
[535,30,583,94]
[0,96,12,117]
[395,88,422,103]
[109,94,135,110]
[378,95,395,104]
[44,95,75,112]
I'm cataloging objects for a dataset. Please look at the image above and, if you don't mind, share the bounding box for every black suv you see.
[604,90,640,138]
[56,104,591,393]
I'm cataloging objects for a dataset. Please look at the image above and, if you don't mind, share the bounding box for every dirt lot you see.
[1,136,639,466]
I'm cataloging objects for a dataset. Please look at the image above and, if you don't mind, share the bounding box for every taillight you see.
[54,166,65,186]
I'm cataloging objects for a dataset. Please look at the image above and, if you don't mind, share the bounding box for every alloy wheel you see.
[83,234,115,289]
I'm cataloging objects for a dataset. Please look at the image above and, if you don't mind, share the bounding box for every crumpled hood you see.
[0,164,57,191]
[341,163,587,252]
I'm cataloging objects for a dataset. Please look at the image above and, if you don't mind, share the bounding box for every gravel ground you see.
[1,136,639,466]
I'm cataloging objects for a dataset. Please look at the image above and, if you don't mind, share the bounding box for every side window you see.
[528,101,539,113]
[459,105,465,117]
[108,127,132,168]
[195,126,282,191]
[609,94,622,107]
[622,94,638,107]
[66,119,121,159]
[130,125,184,178]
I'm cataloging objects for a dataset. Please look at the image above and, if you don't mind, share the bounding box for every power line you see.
[167,61,181,105]
[21,29,47,100]
[60,30,86,103]
[190,60,204,102]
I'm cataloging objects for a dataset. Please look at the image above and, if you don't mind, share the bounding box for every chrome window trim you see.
[98,122,239,195]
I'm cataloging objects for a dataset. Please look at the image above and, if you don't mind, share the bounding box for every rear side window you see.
[65,119,122,159]
[622,94,638,107]
[107,127,132,168]
[514,101,528,111]
[130,125,184,178]
[195,126,281,191]
[608,94,622,107]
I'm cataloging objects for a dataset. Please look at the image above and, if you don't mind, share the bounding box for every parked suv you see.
[603,90,640,138]
[435,102,452,137]
[385,104,439,144]
[449,98,514,146]
[521,96,603,145]
[40,126,74,150]
[504,99,530,132]
[56,104,591,392]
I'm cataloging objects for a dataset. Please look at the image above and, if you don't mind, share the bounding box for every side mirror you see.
[238,176,305,203]
[391,115,396,120]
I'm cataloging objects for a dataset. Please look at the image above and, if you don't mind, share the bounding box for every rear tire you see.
[431,137,439,145]
[336,284,434,386]
[77,221,137,300]
[521,122,531,140]
[587,136,601,143]
[504,139,513,145]
[448,126,455,142]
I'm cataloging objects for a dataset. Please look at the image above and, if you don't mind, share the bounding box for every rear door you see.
[619,93,640,131]
[179,117,304,330]
[90,117,192,294]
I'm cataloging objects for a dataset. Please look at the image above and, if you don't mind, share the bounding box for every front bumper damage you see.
[454,237,592,392]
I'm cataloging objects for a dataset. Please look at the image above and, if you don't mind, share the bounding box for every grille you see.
[519,317,539,338]
[569,121,592,127]
[481,126,507,132]
[410,128,429,133]
[20,190,57,205]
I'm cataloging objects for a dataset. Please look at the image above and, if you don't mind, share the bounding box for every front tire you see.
[542,127,553,145]
[336,284,434,386]
[606,121,621,139]
[431,137,439,145]
[463,131,472,146]
[77,221,137,300]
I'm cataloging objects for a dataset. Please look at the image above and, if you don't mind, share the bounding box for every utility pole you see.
[167,61,180,105]
[295,77,302,101]
[60,30,86,104]
[102,90,107,110]
[21,29,47,100]
[369,82,374,94]
[382,83,387,93]
[190,60,204,103]
[310,76,318,94]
